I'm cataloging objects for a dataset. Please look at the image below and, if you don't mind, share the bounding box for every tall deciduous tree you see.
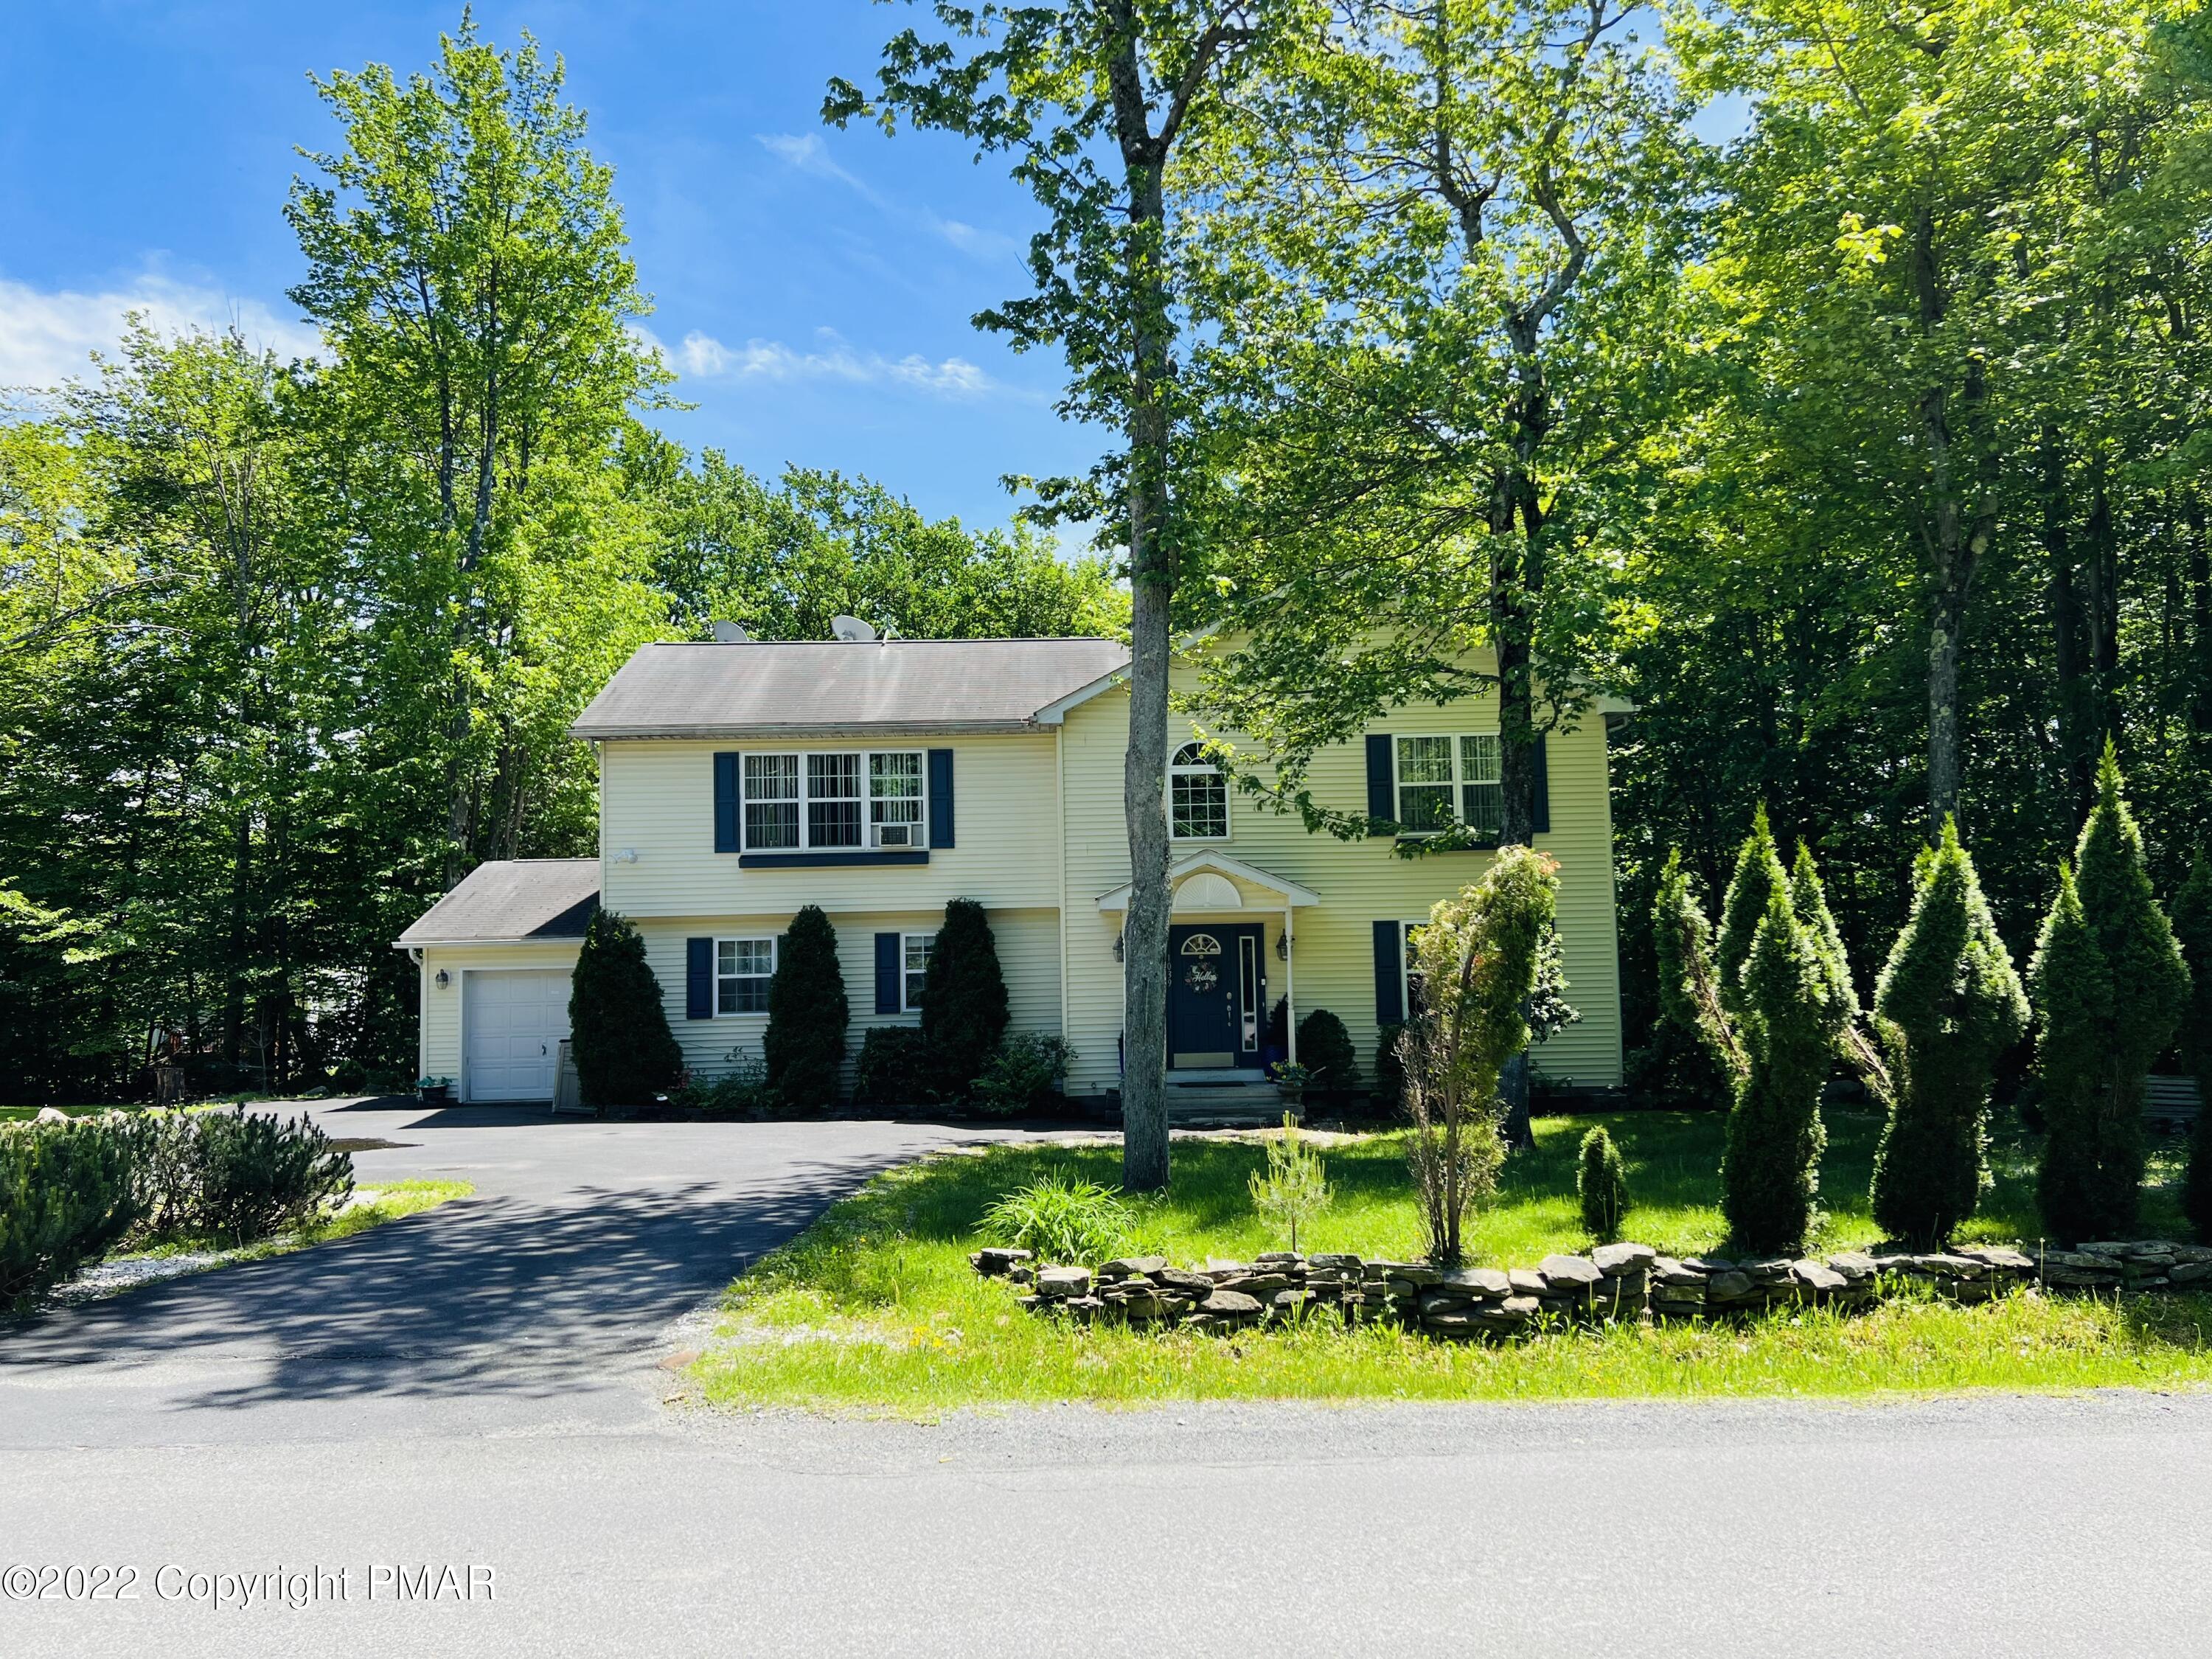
[828,1,1283,1190]
[287,15,669,891]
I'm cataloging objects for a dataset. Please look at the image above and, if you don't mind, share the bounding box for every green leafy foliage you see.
[1577,1125,1631,1242]
[568,910,682,1108]
[1248,1113,1332,1253]
[1295,1009,1359,1093]
[919,899,1009,1099]
[1868,821,2028,1248]
[979,1169,1136,1267]
[1403,846,1559,1262]
[0,1119,142,1307]
[970,1034,1075,1117]
[764,906,848,1111]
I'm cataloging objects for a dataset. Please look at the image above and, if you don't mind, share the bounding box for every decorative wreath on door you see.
[1185,961,1219,992]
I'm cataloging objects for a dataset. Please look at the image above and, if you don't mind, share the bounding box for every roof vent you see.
[710,620,750,644]
[830,614,877,642]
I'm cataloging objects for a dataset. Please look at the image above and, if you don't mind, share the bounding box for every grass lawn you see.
[695,1110,2212,1412]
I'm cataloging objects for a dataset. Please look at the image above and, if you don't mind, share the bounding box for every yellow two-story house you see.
[397,633,1624,1109]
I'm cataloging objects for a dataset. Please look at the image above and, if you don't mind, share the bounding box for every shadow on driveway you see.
[0,1131,962,1415]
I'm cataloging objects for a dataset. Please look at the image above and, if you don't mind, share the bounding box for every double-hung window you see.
[1401,921,1428,1020]
[717,937,776,1014]
[1395,734,1503,836]
[902,932,936,1012]
[1169,742,1228,841]
[740,751,928,852]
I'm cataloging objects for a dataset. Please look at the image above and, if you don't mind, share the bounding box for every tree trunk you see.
[2187,490,2212,735]
[2084,474,2119,747]
[2041,428,2093,807]
[1108,12,1177,1193]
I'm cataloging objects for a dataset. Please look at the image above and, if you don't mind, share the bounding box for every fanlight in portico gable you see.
[1172,872,1243,911]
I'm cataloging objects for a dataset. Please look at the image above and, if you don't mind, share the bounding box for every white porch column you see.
[1282,909,1296,1064]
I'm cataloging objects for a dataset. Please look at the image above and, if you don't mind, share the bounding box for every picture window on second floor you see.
[1169,742,1229,841]
[741,751,928,852]
[1396,734,1502,836]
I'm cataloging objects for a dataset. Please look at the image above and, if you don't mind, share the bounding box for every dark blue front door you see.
[1168,923,1265,1068]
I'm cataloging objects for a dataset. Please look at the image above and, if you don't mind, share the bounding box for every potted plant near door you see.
[417,1074,453,1105]
[1270,1060,1312,1121]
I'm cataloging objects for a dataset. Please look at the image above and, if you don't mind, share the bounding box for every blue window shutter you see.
[713,753,740,852]
[1365,734,1394,824]
[1372,920,1403,1025]
[874,932,902,1015]
[1533,735,1551,835]
[686,937,714,1020]
[928,748,955,848]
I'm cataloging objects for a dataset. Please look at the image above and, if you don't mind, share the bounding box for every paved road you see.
[5,1105,2211,1657]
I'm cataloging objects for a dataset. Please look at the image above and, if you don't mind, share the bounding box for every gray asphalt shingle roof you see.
[568,638,1130,740]
[395,859,601,946]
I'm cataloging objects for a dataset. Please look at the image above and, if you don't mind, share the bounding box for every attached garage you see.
[396,859,601,1100]
[464,969,571,1102]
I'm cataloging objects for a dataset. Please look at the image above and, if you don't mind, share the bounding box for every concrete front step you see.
[1165,1079,1285,1125]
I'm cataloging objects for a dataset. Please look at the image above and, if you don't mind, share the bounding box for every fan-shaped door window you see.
[1170,742,1229,841]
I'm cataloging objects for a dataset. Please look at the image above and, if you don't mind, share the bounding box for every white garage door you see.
[464,970,571,1102]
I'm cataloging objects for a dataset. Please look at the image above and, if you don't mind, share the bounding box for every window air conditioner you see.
[874,824,913,849]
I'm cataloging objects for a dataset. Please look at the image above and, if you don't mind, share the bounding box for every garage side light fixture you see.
[435,969,451,990]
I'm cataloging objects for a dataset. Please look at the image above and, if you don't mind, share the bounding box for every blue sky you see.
[0,3,1090,532]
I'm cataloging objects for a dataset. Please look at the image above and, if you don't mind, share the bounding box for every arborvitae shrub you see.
[2174,853,2212,1241]
[1722,888,1844,1254]
[1868,821,2028,1248]
[1652,848,1744,1092]
[1295,1009,1359,1093]
[2030,866,2118,1240]
[1715,804,1787,1024]
[764,905,849,1110]
[1577,1125,1630,1241]
[920,898,1009,1099]
[568,908,684,1108]
[2035,745,2187,1240]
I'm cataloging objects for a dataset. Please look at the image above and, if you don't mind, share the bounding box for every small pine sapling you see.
[1248,1113,1332,1253]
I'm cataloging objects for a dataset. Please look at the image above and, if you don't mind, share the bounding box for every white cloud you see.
[757,133,1019,262]
[0,273,321,391]
[676,328,1007,399]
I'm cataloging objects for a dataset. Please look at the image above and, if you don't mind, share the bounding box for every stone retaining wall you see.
[967,1238,2212,1338]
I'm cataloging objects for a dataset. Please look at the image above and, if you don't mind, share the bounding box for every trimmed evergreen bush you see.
[568,908,684,1108]
[920,898,1009,1099]
[0,1117,142,1307]
[1722,886,1846,1255]
[1715,804,1787,1024]
[1295,1009,1359,1094]
[2033,746,2187,1239]
[854,1027,932,1107]
[2174,852,2212,1240]
[1576,1125,1630,1242]
[2030,865,2118,1240]
[1868,821,2028,1248]
[764,905,849,1110]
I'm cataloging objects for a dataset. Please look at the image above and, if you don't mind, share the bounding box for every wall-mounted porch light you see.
[1276,932,1293,960]
[434,968,451,990]
[1111,931,1124,963]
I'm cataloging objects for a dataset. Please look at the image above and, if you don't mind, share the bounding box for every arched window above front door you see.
[1170,742,1229,841]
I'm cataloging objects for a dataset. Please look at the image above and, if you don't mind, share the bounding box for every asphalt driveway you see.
[0,1100,1051,1446]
